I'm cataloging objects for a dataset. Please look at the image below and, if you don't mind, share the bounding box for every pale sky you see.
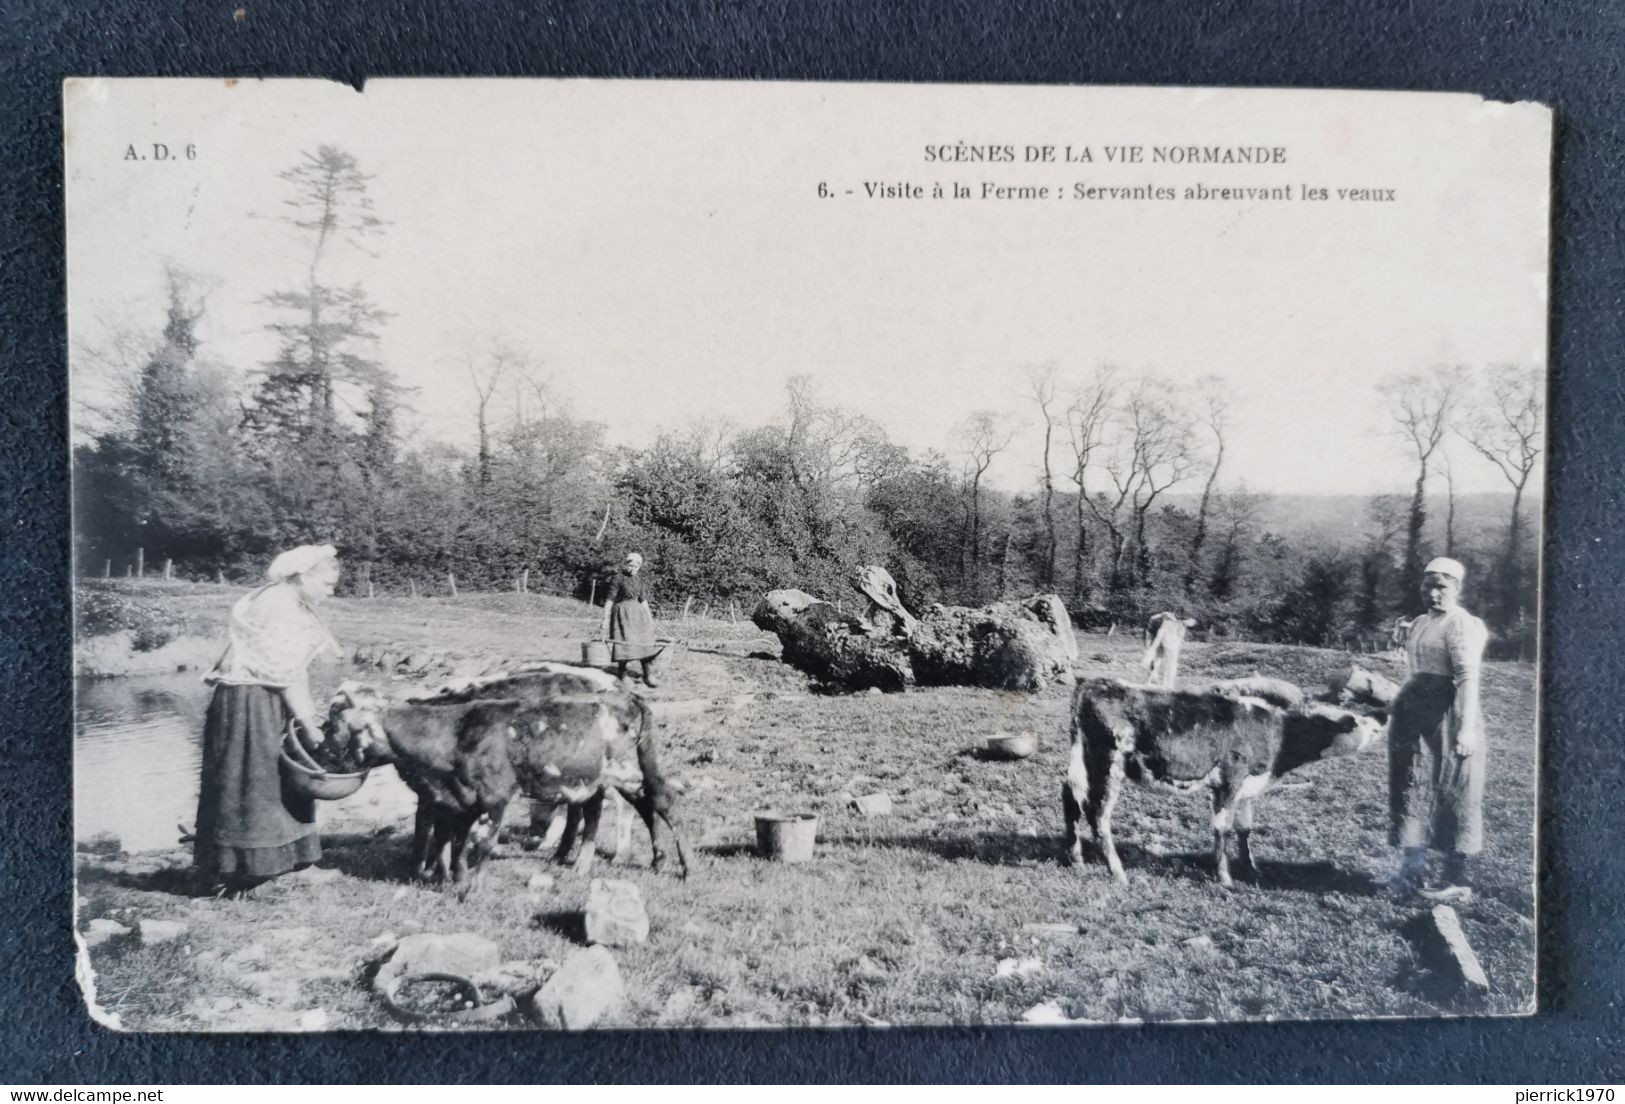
[65,79,1551,495]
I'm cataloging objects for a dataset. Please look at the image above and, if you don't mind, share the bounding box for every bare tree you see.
[466,342,513,487]
[1184,375,1233,594]
[1459,364,1545,624]
[1064,369,1118,604]
[1208,485,1264,602]
[1441,449,1458,558]
[1381,366,1462,610]
[1027,364,1061,588]
[1092,378,1196,593]
[955,410,1018,602]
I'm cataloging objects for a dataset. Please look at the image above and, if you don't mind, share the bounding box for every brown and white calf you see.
[1061,678,1385,886]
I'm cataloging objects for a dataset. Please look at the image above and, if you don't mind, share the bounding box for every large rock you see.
[909,599,1072,691]
[83,918,131,948]
[138,919,189,945]
[528,945,624,1029]
[752,590,914,692]
[373,932,502,991]
[583,878,650,947]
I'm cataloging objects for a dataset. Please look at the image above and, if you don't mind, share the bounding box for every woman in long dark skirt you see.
[194,544,343,893]
[1379,556,1489,901]
[601,551,659,687]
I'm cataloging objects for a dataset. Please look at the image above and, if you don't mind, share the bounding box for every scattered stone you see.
[374,932,502,991]
[1020,999,1074,1024]
[867,686,883,696]
[77,832,123,857]
[1023,923,1078,937]
[83,918,131,948]
[138,919,188,945]
[528,945,624,1029]
[1425,905,1491,992]
[474,959,553,998]
[832,790,856,807]
[263,926,317,947]
[527,873,556,891]
[368,932,399,948]
[1020,826,1040,838]
[286,866,341,884]
[297,1009,331,1031]
[851,793,894,817]
[584,878,650,947]
[661,985,704,1022]
[1182,934,1218,957]
[853,955,888,981]
[993,956,1045,980]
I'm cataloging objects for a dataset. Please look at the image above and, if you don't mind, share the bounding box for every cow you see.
[330,682,691,888]
[409,666,634,863]
[1060,678,1386,886]
[326,684,524,890]
[1141,612,1196,688]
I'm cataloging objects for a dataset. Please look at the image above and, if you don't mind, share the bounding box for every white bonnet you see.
[625,552,644,567]
[1423,556,1466,582]
[266,543,339,582]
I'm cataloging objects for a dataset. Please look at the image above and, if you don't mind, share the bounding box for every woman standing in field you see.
[194,544,343,894]
[1381,556,1488,901]
[601,551,659,687]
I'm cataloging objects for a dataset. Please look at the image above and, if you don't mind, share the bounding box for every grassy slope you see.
[75,586,1538,1029]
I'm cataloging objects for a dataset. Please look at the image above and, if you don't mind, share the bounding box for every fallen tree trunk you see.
[751,590,914,692]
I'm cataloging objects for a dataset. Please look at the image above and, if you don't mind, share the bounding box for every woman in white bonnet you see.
[1381,556,1489,900]
[601,551,659,686]
[193,544,342,893]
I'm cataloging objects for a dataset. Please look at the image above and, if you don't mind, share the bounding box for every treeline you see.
[71,145,1543,656]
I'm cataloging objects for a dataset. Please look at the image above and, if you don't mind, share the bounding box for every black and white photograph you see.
[66,79,1550,1031]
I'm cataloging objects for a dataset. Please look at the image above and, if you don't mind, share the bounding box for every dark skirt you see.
[193,683,320,879]
[1388,672,1485,855]
[609,599,656,648]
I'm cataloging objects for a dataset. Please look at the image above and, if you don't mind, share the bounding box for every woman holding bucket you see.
[601,551,660,687]
[193,544,343,894]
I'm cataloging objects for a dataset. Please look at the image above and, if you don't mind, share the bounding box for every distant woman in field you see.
[601,551,659,687]
[1382,556,1488,901]
[194,544,342,894]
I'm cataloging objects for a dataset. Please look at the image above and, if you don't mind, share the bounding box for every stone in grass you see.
[584,878,650,947]
[528,945,624,1029]
[993,956,1045,980]
[1425,905,1491,993]
[373,932,502,991]
[138,919,189,945]
[83,918,132,948]
[851,793,894,817]
[1020,999,1076,1025]
[527,872,556,891]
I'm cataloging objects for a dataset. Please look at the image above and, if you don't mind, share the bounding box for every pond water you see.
[75,667,416,853]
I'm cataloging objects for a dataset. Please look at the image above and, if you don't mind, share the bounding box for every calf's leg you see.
[552,804,583,866]
[623,780,691,878]
[1097,748,1129,883]
[1210,788,1237,888]
[572,791,607,876]
[1233,798,1258,880]
[1061,738,1088,866]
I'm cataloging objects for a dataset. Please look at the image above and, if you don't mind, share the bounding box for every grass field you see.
[75,583,1538,1029]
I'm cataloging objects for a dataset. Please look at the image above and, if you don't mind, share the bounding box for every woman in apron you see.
[1380,556,1488,901]
[601,551,659,687]
[193,544,342,894]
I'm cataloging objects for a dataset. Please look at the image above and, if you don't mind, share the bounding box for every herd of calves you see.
[320,658,1390,893]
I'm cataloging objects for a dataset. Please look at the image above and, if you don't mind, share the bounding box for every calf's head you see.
[1273,703,1386,775]
[326,681,394,765]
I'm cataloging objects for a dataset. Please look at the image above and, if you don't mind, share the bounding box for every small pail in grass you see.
[755,812,819,863]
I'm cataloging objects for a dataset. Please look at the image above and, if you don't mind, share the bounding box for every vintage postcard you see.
[66,79,1549,1030]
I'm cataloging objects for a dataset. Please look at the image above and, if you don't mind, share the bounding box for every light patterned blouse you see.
[206,583,341,688]
[1405,606,1489,688]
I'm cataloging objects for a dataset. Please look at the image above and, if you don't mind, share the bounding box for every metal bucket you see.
[581,640,612,666]
[755,812,819,863]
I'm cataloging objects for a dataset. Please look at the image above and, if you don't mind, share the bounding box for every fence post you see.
[216,569,225,585]
[681,596,694,622]
[521,568,530,595]
[125,563,133,578]
[589,579,598,607]
[409,579,418,599]
[136,547,145,578]
[163,558,173,580]
[103,559,111,579]
[368,580,375,599]
[448,572,458,597]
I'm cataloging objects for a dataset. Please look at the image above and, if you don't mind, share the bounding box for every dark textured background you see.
[4,0,1622,1084]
